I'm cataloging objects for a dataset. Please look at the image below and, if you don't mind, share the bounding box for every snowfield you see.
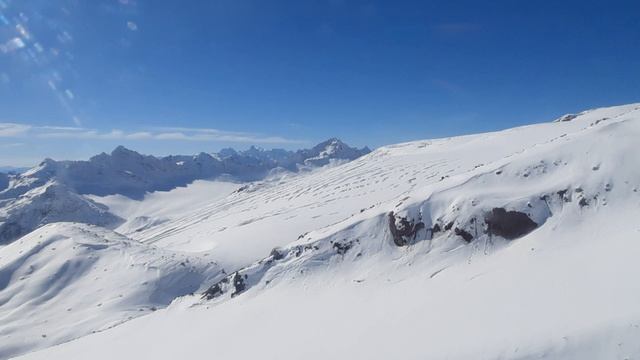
[0,223,221,359]
[3,103,640,359]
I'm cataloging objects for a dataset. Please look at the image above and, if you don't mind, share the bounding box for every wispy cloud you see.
[0,123,31,137]
[0,142,25,148]
[0,123,306,144]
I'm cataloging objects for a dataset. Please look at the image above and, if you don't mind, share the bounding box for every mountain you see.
[0,166,29,175]
[0,139,369,201]
[0,181,122,244]
[0,173,7,192]
[5,103,640,360]
[0,223,222,360]
[0,139,369,245]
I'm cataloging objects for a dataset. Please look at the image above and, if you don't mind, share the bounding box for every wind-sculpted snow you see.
[8,103,640,360]
[0,223,222,359]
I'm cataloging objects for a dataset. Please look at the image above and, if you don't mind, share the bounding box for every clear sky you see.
[1,0,639,166]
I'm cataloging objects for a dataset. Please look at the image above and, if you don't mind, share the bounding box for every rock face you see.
[0,139,370,200]
[485,208,538,240]
[388,212,425,246]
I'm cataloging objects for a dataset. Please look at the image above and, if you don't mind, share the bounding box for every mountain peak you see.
[111,145,137,156]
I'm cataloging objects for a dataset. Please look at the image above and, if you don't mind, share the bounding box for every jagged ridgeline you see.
[0,139,370,244]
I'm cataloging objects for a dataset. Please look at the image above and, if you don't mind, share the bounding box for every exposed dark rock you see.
[485,208,538,240]
[234,185,250,193]
[554,114,578,122]
[454,227,473,242]
[231,272,246,297]
[557,189,570,202]
[444,221,454,231]
[431,223,441,234]
[579,198,589,208]
[333,240,354,255]
[270,248,285,260]
[388,212,425,247]
[202,283,223,300]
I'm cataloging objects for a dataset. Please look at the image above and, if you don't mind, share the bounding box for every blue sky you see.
[1,0,639,166]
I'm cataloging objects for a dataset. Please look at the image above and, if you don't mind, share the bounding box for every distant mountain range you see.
[0,138,370,244]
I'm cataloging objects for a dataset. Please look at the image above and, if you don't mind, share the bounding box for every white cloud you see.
[0,142,25,148]
[0,37,25,54]
[0,123,31,137]
[0,122,305,144]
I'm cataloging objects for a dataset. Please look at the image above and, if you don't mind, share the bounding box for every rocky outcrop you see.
[485,208,538,240]
[388,212,425,246]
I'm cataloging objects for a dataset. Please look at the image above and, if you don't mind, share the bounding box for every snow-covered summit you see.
[0,180,122,244]
[300,138,371,167]
[0,139,369,200]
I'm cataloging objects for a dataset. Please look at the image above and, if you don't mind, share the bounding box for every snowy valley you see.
[1,104,640,359]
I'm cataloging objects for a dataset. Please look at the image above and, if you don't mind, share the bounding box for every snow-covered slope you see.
[0,181,122,244]
[128,104,639,270]
[87,180,240,235]
[8,103,640,359]
[0,223,222,359]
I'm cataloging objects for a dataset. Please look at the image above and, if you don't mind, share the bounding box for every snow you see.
[15,200,640,359]
[86,180,240,235]
[4,103,640,359]
[0,139,369,201]
[0,181,121,244]
[0,223,221,359]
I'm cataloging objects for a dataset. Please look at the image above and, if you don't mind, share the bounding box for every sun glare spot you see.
[127,21,138,31]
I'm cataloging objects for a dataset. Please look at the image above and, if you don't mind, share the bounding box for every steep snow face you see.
[0,181,122,245]
[0,139,370,200]
[14,103,640,360]
[0,223,222,360]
